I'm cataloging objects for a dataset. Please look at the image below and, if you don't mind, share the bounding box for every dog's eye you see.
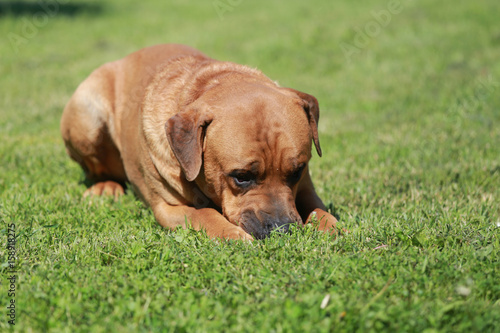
[288,164,306,185]
[230,171,256,188]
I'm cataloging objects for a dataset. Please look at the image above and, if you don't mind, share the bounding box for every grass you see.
[0,0,499,331]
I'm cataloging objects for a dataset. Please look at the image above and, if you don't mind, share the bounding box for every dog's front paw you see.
[222,226,254,241]
[306,208,339,234]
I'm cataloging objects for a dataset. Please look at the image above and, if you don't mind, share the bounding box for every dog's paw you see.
[83,181,124,200]
[306,208,339,234]
[222,227,254,241]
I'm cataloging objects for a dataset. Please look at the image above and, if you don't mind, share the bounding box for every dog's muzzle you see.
[239,210,301,240]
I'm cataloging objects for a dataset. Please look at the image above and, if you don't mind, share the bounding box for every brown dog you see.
[61,44,338,240]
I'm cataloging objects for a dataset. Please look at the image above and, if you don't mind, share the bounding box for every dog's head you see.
[166,82,322,239]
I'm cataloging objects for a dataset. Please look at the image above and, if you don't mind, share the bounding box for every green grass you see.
[1,0,499,331]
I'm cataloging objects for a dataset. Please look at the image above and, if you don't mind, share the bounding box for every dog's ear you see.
[165,108,213,181]
[286,88,322,157]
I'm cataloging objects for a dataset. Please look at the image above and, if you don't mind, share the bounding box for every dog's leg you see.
[296,170,338,233]
[151,201,253,240]
[61,70,127,198]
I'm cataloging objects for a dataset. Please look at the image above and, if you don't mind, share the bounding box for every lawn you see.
[0,0,499,332]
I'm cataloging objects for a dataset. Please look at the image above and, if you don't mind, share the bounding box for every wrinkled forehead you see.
[207,101,312,171]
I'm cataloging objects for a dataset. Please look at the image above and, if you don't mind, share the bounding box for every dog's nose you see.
[240,210,297,239]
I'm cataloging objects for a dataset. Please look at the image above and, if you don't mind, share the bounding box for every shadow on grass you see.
[0,1,102,17]
[325,203,339,218]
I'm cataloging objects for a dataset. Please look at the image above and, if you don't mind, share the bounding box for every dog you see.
[61,44,338,240]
